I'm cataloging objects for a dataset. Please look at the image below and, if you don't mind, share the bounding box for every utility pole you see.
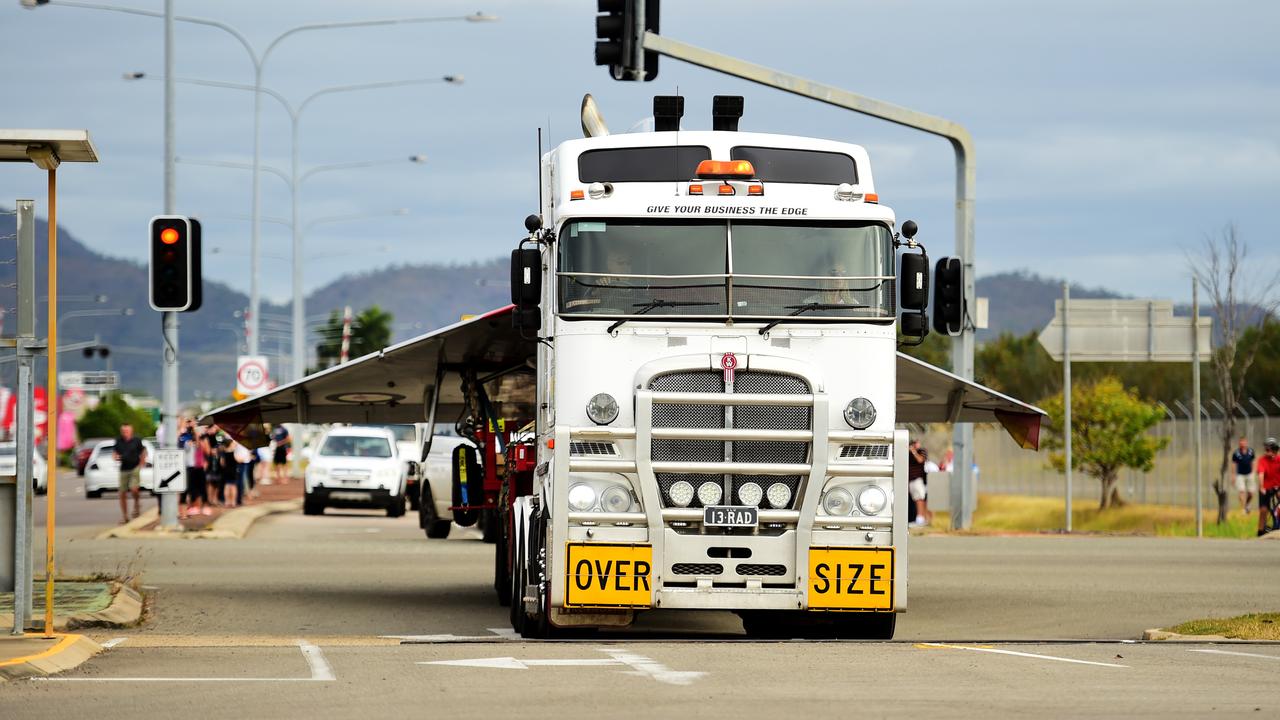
[159,0,179,529]
[1192,278,1202,538]
[1062,282,1072,532]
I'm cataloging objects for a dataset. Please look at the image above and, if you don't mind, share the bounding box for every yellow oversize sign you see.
[565,543,653,608]
[807,547,894,611]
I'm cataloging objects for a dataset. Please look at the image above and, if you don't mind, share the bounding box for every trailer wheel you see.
[494,523,511,606]
[509,530,526,634]
[481,509,500,544]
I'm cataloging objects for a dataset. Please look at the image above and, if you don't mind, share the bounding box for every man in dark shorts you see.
[113,423,147,523]
[271,424,292,485]
[908,439,932,526]
[1232,437,1257,514]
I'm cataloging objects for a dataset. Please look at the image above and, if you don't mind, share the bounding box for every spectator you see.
[908,439,933,526]
[112,423,147,523]
[1257,438,1280,537]
[204,427,225,508]
[1232,437,1257,514]
[178,418,209,518]
[271,424,292,485]
[939,447,955,472]
[229,439,253,507]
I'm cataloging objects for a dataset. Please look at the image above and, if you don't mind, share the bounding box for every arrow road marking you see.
[420,647,706,685]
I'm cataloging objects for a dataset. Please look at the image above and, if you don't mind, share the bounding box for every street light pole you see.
[160,0,180,530]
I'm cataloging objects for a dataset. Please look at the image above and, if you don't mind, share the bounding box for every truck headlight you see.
[600,485,634,513]
[766,482,792,509]
[857,485,888,515]
[668,480,694,507]
[696,481,723,506]
[736,481,763,507]
[585,393,619,425]
[844,397,876,429]
[822,487,854,515]
[568,483,597,511]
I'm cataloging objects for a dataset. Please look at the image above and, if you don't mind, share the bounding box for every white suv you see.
[304,426,411,517]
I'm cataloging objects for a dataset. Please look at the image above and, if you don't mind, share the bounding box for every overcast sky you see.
[2,0,1276,305]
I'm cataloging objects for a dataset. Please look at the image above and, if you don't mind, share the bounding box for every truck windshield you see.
[558,219,893,320]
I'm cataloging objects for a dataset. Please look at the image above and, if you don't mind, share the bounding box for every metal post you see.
[1062,283,1072,532]
[10,200,38,634]
[159,0,180,528]
[1192,279,1202,537]
[248,63,262,358]
[290,114,303,383]
[628,0,646,81]
[1249,398,1268,441]
[639,30,979,528]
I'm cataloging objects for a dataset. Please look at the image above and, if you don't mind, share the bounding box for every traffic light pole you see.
[159,0,180,529]
[638,31,978,528]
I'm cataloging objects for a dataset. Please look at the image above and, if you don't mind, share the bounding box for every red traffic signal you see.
[149,215,202,312]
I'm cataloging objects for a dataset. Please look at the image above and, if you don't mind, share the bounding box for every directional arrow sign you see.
[1037,299,1211,362]
[150,448,186,494]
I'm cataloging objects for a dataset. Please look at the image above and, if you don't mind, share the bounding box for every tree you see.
[1040,377,1168,509]
[899,330,951,370]
[1187,224,1279,524]
[77,393,157,440]
[976,331,1059,402]
[314,305,395,370]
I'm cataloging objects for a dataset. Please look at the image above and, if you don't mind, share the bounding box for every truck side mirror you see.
[933,257,964,336]
[900,312,929,339]
[899,252,929,311]
[510,248,542,307]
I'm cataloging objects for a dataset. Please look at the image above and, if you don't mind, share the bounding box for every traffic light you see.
[594,0,659,81]
[932,257,964,336]
[149,215,202,312]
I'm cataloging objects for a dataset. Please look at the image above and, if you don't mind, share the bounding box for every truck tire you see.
[419,486,451,539]
[833,612,896,640]
[509,531,526,634]
[481,508,500,544]
[385,493,406,518]
[303,493,324,516]
[450,444,481,527]
[407,482,420,511]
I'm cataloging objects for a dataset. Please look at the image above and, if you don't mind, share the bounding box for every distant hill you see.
[0,209,1170,399]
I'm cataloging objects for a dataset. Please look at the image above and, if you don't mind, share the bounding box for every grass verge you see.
[1167,613,1280,640]
[929,494,1260,538]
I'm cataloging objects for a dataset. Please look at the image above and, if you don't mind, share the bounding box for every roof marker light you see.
[865,193,879,204]
[748,184,764,196]
[718,184,735,196]
[570,189,585,201]
[696,159,754,180]
[688,183,703,196]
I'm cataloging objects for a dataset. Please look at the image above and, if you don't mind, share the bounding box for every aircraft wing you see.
[203,306,536,447]
[896,352,1045,450]
[204,307,1043,451]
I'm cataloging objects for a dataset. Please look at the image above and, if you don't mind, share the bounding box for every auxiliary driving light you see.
[697,481,723,506]
[856,485,889,515]
[568,483,597,512]
[766,482,792,509]
[586,392,619,425]
[668,480,695,508]
[844,397,876,429]
[822,487,854,516]
[737,481,763,507]
[601,485,634,513]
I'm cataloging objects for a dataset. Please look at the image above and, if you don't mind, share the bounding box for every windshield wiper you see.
[606,299,718,334]
[759,302,869,336]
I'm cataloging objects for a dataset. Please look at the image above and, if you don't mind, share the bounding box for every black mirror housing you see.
[511,306,541,332]
[900,312,929,339]
[510,248,542,306]
[899,253,929,311]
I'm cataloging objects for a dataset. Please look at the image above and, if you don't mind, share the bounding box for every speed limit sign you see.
[236,355,270,396]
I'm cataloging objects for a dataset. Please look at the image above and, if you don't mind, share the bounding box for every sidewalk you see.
[98,474,303,540]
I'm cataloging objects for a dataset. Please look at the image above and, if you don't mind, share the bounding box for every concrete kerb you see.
[0,633,102,682]
[0,582,143,632]
[95,499,302,540]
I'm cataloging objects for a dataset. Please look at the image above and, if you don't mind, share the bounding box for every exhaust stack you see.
[581,94,610,138]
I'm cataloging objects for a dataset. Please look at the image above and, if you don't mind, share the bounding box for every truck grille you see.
[672,563,723,576]
[839,444,890,459]
[736,563,787,577]
[650,370,810,510]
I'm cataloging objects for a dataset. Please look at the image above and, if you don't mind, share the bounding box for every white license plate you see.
[703,506,758,527]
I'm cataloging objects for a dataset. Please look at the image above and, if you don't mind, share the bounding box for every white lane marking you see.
[486,627,520,640]
[40,640,336,682]
[420,657,621,670]
[1189,648,1280,661]
[598,648,707,686]
[384,633,503,642]
[101,637,127,648]
[297,639,335,681]
[920,643,1128,668]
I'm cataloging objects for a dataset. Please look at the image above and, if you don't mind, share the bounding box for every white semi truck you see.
[207,95,1043,639]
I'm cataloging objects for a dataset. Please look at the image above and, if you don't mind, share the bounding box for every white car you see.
[304,426,411,517]
[83,439,157,498]
[365,424,426,511]
[0,442,47,495]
